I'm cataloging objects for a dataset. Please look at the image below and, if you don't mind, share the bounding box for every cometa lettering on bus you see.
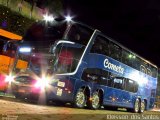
[104,58,124,74]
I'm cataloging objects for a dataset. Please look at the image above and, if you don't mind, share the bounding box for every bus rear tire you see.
[88,91,101,110]
[139,100,145,113]
[73,88,86,108]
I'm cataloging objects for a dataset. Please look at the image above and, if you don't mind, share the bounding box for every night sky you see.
[62,0,160,67]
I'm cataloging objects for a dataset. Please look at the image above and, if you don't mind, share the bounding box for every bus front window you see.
[66,24,93,46]
[49,43,85,74]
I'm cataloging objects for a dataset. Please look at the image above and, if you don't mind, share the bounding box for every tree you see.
[22,0,62,18]
[6,0,9,7]
[30,0,37,18]
[42,0,62,15]
[24,0,37,18]
[18,0,24,12]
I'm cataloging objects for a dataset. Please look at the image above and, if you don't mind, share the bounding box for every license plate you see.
[56,88,63,96]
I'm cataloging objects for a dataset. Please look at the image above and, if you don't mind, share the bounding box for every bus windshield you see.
[17,21,93,74]
[48,43,85,74]
[66,23,93,46]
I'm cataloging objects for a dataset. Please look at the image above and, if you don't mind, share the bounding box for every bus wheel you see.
[133,99,140,113]
[139,101,145,113]
[90,91,101,109]
[74,88,86,108]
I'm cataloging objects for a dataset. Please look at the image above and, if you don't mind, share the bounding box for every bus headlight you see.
[34,78,49,89]
[5,75,14,83]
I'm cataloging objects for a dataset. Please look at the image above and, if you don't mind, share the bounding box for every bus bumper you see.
[46,86,73,102]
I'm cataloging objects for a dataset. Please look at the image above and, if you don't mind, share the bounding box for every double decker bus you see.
[12,19,158,113]
[47,20,158,113]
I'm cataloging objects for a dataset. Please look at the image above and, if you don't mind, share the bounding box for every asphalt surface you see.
[0,96,160,120]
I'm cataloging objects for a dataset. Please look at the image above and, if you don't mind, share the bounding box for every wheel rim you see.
[134,99,139,113]
[75,91,85,107]
[141,102,145,113]
[92,92,100,109]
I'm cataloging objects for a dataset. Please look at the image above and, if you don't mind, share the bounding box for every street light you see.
[65,15,73,22]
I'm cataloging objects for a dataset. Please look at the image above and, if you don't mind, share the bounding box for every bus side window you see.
[125,79,138,93]
[99,77,108,86]
[81,68,98,83]
[147,68,152,76]
[150,66,157,78]
[90,35,109,56]
[109,42,122,61]
[132,56,140,70]
[134,82,138,93]
[81,68,109,85]
[122,49,133,67]
[113,78,123,90]
[140,65,146,74]
[99,70,109,86]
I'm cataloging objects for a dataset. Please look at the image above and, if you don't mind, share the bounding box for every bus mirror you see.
[50,45,55,53]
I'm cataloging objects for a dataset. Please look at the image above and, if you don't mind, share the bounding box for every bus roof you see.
[0,29,22,40]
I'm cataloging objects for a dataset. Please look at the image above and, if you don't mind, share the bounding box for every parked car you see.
[11,74,47,100]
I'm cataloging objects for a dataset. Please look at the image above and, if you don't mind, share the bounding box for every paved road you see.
[0,97,160,120]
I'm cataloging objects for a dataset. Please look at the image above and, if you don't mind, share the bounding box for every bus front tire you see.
[74,88,86,108]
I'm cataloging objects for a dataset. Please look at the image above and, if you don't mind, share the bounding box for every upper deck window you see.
[90,35,109,56]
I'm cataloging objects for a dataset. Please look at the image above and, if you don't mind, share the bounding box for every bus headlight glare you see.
[34,78,49,89]
[5,75,14,83]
